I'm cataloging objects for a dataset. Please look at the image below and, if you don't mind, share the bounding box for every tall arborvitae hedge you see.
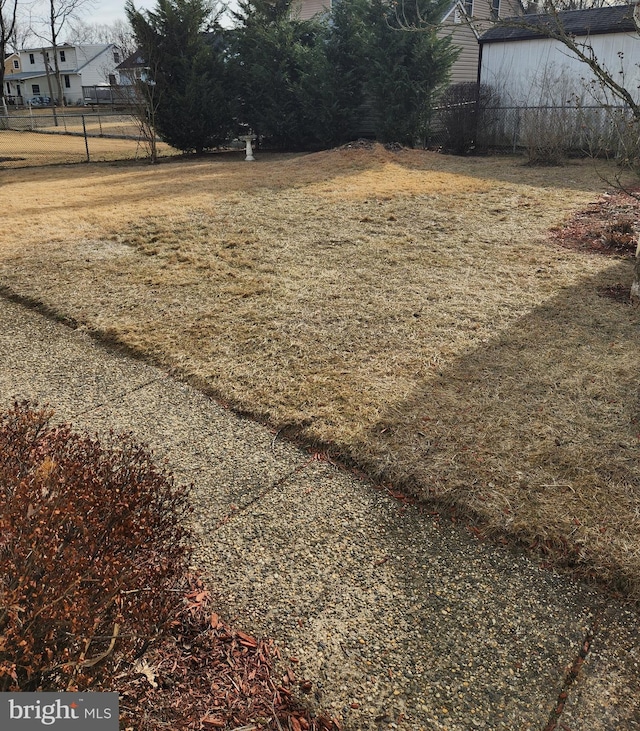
[364,0,458,146]
[295,0,371,148]
[228,0,326,149]
[129,0,457,151]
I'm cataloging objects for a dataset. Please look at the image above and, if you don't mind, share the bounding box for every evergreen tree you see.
[296,0,370,147]
[365,0,457,146]
[230,0,324,148]
[127,0,233,154]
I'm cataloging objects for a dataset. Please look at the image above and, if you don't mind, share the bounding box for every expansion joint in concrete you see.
[212,452,330,531]
[542,608,605,731]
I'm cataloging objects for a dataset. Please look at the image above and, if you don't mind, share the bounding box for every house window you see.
[13,59,19,69]
[113,51,120,64]
[60,50,65,62]
[32,84,40,94]
[64,74,70,88]
[491,0,500,16]
[464,0,473,14]
[29,53,35,64]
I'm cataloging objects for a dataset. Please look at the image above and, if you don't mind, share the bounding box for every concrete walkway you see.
[1,296,638,731]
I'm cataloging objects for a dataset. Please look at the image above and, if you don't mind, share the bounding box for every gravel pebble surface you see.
[202,460,601,730]
[560,605,640,730]
[1,297,638,730]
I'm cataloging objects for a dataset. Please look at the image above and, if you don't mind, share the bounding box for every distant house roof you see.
[480,4,637,43]
[116,32,229,71]
[20,44,75,53]
[3,70,51,81]
[76,44,115,72]
[116,50,147,71]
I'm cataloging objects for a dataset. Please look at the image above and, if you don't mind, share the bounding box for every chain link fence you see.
[0,109,172,168]
[429,103,640,160]
[482,105,640,160]
[4,103,637,167]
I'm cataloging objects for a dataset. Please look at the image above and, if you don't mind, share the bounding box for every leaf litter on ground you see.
[116,577,338,731]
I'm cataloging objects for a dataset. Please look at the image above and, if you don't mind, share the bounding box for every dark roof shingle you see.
[480,4,637,43]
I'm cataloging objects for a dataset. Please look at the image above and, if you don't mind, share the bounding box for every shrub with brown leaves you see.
[0,402,191,692]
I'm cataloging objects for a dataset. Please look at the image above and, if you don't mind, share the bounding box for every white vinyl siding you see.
[481,32,640,105]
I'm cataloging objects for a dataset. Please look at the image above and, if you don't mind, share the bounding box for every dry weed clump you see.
[0,402,191,692]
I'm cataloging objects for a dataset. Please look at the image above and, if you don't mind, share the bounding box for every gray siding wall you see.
[294,0,330,20]
[439,21,480,85]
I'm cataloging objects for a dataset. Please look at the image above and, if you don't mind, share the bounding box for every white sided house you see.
[3,44,122,106]
[478,5,640,106]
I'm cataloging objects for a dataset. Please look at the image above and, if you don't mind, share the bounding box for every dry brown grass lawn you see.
[1,146,638,598]
[0,129,174,167]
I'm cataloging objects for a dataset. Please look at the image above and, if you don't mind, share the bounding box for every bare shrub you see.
[576,105,640,166]
[0,402,191,692]
[438,82,501,155]
[521,105,572,166]
[604,217,636,255]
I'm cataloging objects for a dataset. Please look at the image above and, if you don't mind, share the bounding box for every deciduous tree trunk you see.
[632,238,640,305]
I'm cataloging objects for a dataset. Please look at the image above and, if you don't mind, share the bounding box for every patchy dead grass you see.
[0,146,638,599]
[0,129,175,167]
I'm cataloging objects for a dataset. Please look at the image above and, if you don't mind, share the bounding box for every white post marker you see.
[239,134,255,161]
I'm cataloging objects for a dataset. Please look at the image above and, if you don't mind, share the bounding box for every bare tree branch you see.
[0,0,19,110]
[492,3,640,300]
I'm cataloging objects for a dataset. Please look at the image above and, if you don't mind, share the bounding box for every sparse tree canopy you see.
[68,18,136,57]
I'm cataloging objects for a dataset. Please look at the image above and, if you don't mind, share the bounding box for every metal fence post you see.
[82,115,90,163]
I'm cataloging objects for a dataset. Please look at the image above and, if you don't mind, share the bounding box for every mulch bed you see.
[549,187,638,303]
[116,578,339,731]
[549,188,639,258]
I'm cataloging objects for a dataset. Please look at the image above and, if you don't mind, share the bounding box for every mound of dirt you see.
[339,139,405,152]
[284,141,407,172]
